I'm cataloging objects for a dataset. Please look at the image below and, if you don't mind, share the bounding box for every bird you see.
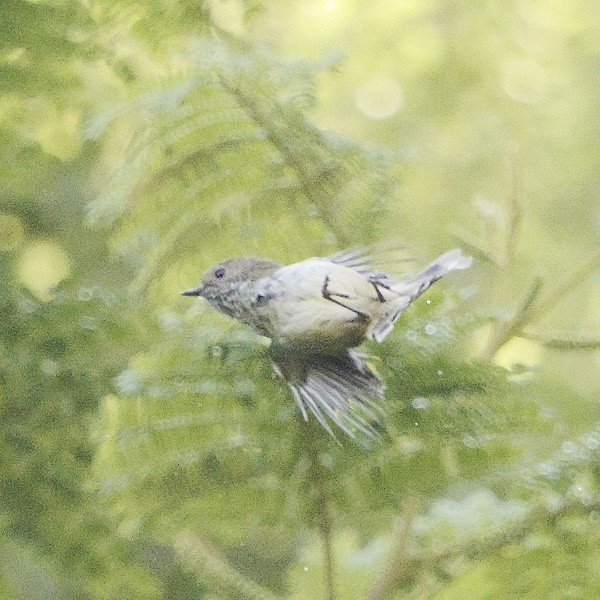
[182,246,472,443]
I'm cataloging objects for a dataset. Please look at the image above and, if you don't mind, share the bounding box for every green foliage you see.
[87,38,398,298]
[1,0,599,599]
[0,257,162,598]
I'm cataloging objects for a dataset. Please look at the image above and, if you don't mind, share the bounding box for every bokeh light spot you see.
[494,336,542,371]
[17,240,71,300]
[355,76,404,120]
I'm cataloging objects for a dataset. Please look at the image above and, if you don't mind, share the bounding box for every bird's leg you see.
[322,275,369,320]
[371,281,386,302]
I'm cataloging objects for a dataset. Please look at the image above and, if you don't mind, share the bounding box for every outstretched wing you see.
[271,349,385,445]
[327,240,415,283]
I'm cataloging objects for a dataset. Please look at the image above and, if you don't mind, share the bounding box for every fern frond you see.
[90,37,400,290]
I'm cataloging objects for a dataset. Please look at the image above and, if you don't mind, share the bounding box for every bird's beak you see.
[181,286,203,297]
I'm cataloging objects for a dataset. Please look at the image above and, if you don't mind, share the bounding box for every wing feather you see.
[327,240,415,280]
[271,349,385,445]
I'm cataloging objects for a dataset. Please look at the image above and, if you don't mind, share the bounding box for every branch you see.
[484,249,600,358]
[528,249,600,322]
[520,332,600,351]
[501,146,522,267]
[367,495,422,600]
[318,509,336,600]
[366,498,600,600]
[483,277,544,359]
[171,531,283,600]
[217,74,354,246]
[450,228,496,264]
[300,419,338,600]
[453,148,523,269]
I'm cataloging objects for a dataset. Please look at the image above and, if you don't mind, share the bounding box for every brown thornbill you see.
[182,247,472,443]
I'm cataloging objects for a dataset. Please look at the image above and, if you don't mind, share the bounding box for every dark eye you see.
[214,268,226,279]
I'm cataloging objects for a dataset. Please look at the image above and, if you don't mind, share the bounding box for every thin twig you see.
[217,74,353,246]
[300,418,337,600]
[520,332,600,351]
[172,531,282,600]
[366,498,600,599]
[319,509,336,600]
[528,249,600,323]
[367,495,422,600]
[484,249,600,358]
[450,228,496,264]
[502,146,523,267]
[483,277,544,359]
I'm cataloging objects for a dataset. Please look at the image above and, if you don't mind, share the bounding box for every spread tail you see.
[370,249,472,343]
[271,349,385,444]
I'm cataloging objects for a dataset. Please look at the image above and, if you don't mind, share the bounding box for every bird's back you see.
[263,258,392,353]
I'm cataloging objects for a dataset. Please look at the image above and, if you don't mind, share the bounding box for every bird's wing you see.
[327,246,377,274]
[327,241,415,283]
[270,348,385,445]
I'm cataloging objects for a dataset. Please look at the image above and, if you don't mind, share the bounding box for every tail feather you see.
[393,249,472,296]
[370,249,472,343]
[272,349,385,444]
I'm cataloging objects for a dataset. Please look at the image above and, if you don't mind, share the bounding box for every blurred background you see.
[1,0,599,598]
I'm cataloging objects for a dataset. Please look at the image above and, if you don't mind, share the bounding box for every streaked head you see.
[182,256,281,309]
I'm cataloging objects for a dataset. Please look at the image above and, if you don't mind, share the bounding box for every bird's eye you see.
[214,268,226,279]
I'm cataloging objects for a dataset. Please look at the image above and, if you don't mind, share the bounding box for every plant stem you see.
[302,420,337,600]
[521,333,600,351]
[218,74,353,247]
[367,495,421,600]
[368,498,600,599]
[528,249,600,322]
[319,509,336,600]
[483,277,544,359]
[484,249,600,358]
[502,146,523,267]
[171,531,282,600]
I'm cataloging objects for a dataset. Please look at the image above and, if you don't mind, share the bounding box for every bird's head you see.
[182,256,281,313]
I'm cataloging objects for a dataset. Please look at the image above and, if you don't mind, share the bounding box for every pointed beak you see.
[181,286,203,297]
